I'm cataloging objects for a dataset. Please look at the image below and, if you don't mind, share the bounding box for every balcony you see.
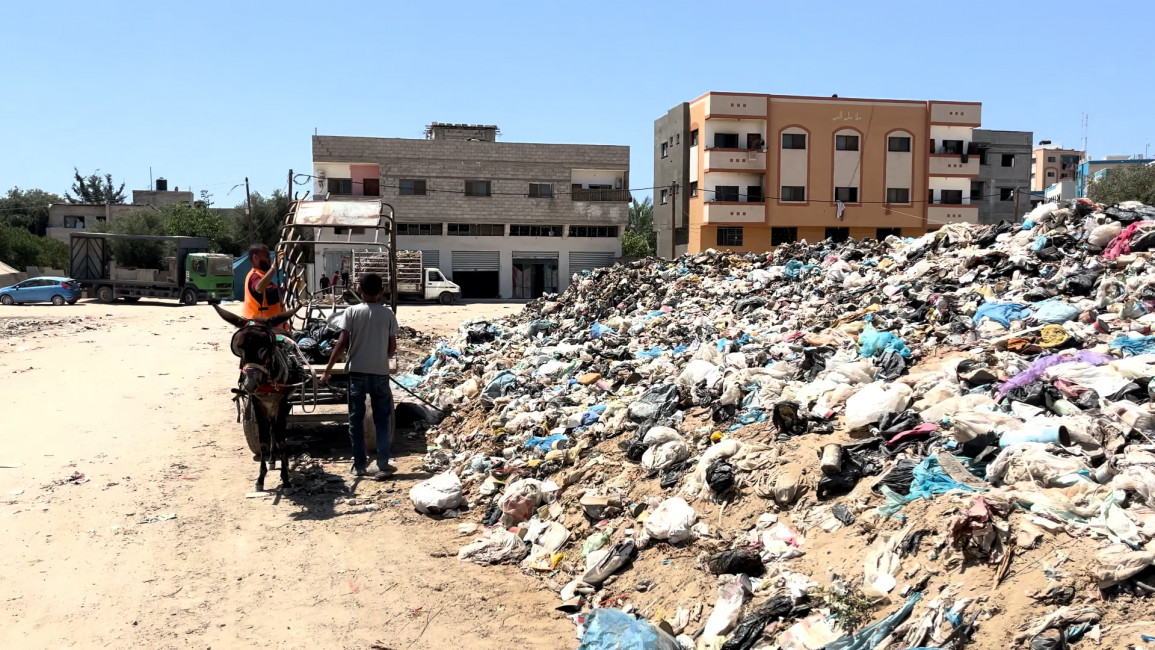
[571,188,631,202]
[929,154,980,176]
[927,204,979,225]
[703,202,765,225]
[704,148,766,172]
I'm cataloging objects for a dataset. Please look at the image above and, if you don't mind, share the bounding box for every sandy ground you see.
[0,298,575,649]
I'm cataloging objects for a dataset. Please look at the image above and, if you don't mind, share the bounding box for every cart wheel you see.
[242,397,264,457]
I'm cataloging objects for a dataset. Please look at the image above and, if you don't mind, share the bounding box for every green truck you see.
[69,232,233,305]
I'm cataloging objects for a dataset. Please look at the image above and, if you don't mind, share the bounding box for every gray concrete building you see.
[972,129,1033,224]
[45,180,195,243]
[654,103,691,258]
[311,124,629,299]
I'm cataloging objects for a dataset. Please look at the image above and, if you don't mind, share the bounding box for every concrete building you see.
[971,129,1033,224]
[1030,142,1083,192]
[1077,156,1155,197]
[45,178,194,243]
[654,92,984,253]
[311,124,629,299]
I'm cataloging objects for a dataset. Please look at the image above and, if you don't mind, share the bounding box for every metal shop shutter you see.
[568,251,615,273]
[420,250,440,269]
[512,251,560,260]
[451,250,500,272]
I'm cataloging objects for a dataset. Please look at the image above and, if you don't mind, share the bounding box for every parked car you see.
[0,277,83,305]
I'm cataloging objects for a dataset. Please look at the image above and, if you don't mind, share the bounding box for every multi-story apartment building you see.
[654,92,983,254]
[971,129,1033,224]
[1030,142,1083,191]
[311,124,629,299]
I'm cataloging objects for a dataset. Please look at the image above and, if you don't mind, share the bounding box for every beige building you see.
[655,92,983,254]
[46,181,194,244]
[1030,143,1083,191]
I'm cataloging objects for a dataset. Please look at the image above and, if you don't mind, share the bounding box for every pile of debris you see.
[406,199,1155,649]
[1,315,100,340]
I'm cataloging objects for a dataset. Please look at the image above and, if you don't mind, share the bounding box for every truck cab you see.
[423,267,461,304]
[186,253,235,302]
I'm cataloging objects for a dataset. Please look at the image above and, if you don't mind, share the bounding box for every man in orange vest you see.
[243,244,285,326]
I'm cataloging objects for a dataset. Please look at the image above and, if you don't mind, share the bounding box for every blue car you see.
[0,276,83,306]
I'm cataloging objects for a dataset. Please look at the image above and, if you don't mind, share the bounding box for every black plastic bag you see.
[878,410,922,435]
[798,346,836,381]
[482,504,501,526]
[832,504,855,526]
[875,349,907,381]
[660,459,691,489]
[1007,381,1047,406]
[1074,389,1100,411]
[720,595,800,650]
[772,401,807,436]
[706,460,736,493]
[872,458,918,496]
[817,455,864,499]
[706,549,765,576]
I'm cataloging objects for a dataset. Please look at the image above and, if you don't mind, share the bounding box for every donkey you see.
[212,304,301,491]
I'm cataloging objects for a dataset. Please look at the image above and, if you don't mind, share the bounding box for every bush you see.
[621,230,653,258]
[93,209,169,269]
[0,225,69,271]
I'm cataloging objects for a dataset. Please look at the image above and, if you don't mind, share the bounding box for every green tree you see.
[66,168,127,204]
[1087,165,1155,206]
[92,209,168,268]
[621,230,652,258]
[0,225,68,270]
[0,187,65,236]
[627,197,656,253]
[232,190,291,249]
[164,203,231,252]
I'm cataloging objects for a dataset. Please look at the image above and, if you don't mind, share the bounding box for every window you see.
[396,223,443,236]
[510,225,563,237]
[464,180,491,196]
[716,227,743,246]
[528,183,553,198]
[888,136,911,152]
[1001,154,1015,167]
[448,223,503,236]
[1047,170,1056,178]
[690,129,698,146]
[714,186,739,202]
[328,178,353,195]
[661,142,668,158]
[835,135,860,151]
[970,181,984,200]
[746,185,763,202]
[928,189,935,203]
[63,216,85,229]
[660,188,669,205]
[825,227,849,242]
[689,181,698,197]
[771,227,797,246]
[399,179,427,195]
[362,178,380,196]
[332,227,366,235]
[713,133,739,148]
[1047,156,1056,163]
[886,188,910,203]
[781,186,806,202]
[675,134,680,145]
[668,137,673,146]
[782,133,807,149]
[941,140,964,154]
[877,228,901,239]
[428,271,444,282]
[675,227,689,245]
[192,259,206,275]
[569,226,619,237]
[1000,188,1015,201]
[1060,173,1069,179]
[978,147,989,165]
[940,190,963,204]
[834,187,858,203]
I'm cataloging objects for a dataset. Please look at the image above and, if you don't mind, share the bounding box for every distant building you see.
[654,91,985,254]
[971,129,1032,223]
[1078,156,1155,197]
[45,178,194,244]
[311,124,629,299]
[1030,142,1083,191]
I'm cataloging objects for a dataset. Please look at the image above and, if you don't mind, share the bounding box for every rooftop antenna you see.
[1081,113,1089,156]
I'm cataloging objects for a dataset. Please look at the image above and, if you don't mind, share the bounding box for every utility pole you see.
[669,182,678,259]
[288,169,293,202]
[245,177,253,243]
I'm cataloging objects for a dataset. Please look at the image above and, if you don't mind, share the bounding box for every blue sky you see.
[1,0,1150,206]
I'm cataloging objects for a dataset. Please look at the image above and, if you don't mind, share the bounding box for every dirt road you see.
[0,299,572,649]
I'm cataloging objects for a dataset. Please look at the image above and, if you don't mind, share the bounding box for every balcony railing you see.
[571,188,631,202]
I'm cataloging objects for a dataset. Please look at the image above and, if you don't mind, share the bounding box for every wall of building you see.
[131,190,194,207]
[653,103,690,259]
[972,129,1032,224]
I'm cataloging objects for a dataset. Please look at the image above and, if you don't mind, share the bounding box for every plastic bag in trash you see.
[577,608,679,650]
[409,471,464,514]
[706,548,765,576]
[644,497,697,543]
[457,527,527,565]
[703,574,752,639]
[1035,300,1082,325]
[824,591,922,650]
[721,595,799,650]
[707,460,736,493]
[845,383,912,430]
[480,371,518,406]
[872,458,918,496]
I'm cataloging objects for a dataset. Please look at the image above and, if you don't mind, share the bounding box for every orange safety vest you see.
[242,268,284,323]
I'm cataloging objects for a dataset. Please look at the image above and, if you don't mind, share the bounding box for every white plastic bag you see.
[642,440,691,472]
[644,497,697,543]
[409,471,464,514]
[642,426,682,446]
[457,527,527,565]
[844,382,912,430]
[702,574,751,638]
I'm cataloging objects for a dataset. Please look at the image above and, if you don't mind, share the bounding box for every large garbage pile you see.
[408,199,1155,649]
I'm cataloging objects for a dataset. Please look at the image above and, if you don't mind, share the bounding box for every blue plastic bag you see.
[524,433,567,452]
[826,592,923,650]
[589,322,613,339]
[635,346,664,359]
[578,608,679,650]
[973,302,1031,328]
[1034,300,1082,325]
[1110,335,1155,357]
[858,324,911,359]
[393,373,422,389]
